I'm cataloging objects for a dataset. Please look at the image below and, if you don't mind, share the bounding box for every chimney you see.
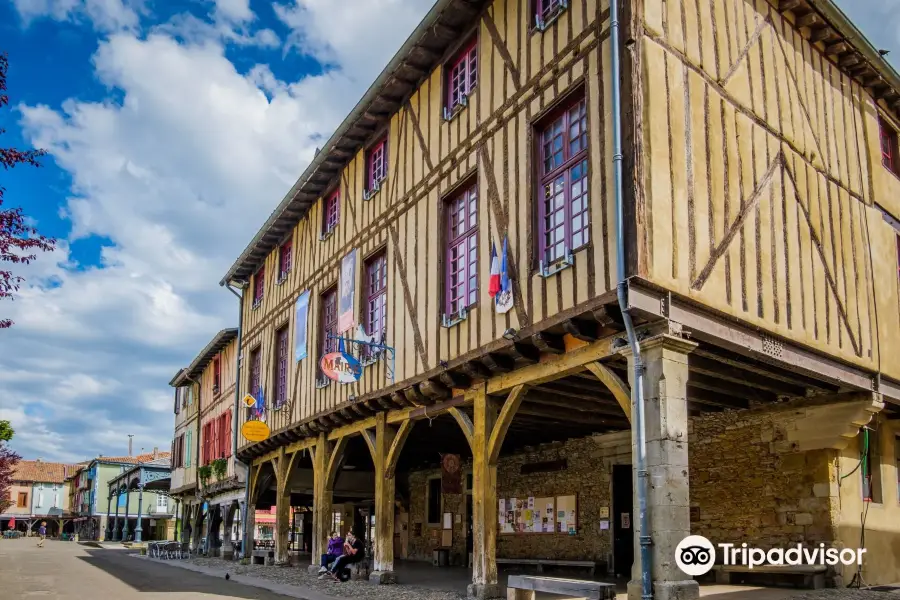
[153,447,159,459]
[127,434,134,457]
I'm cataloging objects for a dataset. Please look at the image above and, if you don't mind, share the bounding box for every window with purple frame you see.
[320,287,338,360]
[445,184,478,316]
[253,266,265,306]
[367,138,387,191]
[249,347,261,407]
[273,326,289,408]
[323,190,340,235]
[279,241,292,281]
[364,251,387,339]
[538,93,589,266]
[447,39,477,112]
[534,0,566,27]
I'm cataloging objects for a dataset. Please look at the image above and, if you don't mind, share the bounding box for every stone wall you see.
[404,431,631,567]
[689,406,835,548]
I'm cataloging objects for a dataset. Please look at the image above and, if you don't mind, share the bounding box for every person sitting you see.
[327,531,365,582]
[317,531,344,576]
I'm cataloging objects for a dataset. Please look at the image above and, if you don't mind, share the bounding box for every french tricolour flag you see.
[488,242,501,298]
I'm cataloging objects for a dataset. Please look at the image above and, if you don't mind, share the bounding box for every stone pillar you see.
[370,413,398,584]
[122,490,131,540]
[105,495,113,540]
[192,504,204,552]
[134,486,144,543]
[468,387,500,600]
[244,501,256,557]
[624,334,698,600]
[113,493,121,541]
[222,503,236,560]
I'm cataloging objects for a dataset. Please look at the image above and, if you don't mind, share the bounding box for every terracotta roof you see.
[12,461,79,484]
[96,451,171,465]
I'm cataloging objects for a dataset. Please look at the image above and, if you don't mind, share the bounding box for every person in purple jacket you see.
[318,532,344,576]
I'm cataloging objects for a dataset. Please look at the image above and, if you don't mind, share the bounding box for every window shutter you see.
[225,410,232,457]
[186,431,192,467]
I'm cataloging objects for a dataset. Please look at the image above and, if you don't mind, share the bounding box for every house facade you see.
[1,460,76,536]
[214,0,899,596]
[169,329,244,557]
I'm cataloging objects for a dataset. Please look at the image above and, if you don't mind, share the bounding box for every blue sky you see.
[0,0,898,463]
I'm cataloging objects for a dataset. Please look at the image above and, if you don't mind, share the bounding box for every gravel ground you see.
[786,590,900,600]
[185,557,466,600]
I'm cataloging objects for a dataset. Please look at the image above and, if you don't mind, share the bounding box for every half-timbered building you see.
[169,329,242,556]
[218,0,900,595]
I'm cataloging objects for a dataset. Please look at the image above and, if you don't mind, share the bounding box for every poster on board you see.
[294,290,310,362]
[338,249,357,333]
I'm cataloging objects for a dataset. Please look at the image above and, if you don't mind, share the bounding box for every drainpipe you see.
[225,282,249,559]
[609,1,651,600]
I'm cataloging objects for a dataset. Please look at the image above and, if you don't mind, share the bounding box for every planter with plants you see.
[212,458,227,481]
[198,465,212,488]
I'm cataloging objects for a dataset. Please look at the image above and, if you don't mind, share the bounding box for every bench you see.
[497,558,596,576]
[507,576,616,600]
[251,549,275,566]
[713,564,826,589]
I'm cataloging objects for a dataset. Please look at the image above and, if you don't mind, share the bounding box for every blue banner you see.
[294,290,310,362]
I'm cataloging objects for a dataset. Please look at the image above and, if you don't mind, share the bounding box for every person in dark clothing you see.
[328,531,365,582]
[318,532,344,576]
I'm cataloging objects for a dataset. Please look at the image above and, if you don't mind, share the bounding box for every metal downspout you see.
[226,283,248,559]
[609,1,651,599]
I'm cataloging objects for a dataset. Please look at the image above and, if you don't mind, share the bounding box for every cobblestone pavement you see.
[183,556,466,600]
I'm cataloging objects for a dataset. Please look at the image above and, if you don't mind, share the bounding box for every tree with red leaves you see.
[1,52,55,329]
[0,420,20,514]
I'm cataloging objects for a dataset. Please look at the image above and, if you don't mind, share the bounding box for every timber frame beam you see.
[585,362,631,421]
[487,385,527,465]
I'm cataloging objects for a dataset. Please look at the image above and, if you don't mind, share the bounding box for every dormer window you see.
[446,38,477,117]
[365,137,387,198]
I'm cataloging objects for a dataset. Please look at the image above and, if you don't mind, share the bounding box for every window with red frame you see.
[445,184,478,316]
[224,410,232,457]
[202,421,211,465]
[279,240,292,281]
[323,190,340,236]
[537,92,589,266]
[218,413,228,459]
[213,356,221,392]
[367,138,387,191]
[273,325,289,408]
[253,266,265,306]
[320,287,338,368]
[249,346,261,407]
[364,251,387,339]
[447,39,477,112]
[534,0,566,27]
[880,117,900,176]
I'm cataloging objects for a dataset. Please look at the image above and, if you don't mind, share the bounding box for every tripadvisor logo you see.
[675,535,866,577]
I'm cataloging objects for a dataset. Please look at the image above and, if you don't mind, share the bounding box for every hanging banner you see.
[338,249,357,333]
[495,236,514,314]
[441,454,462,494]
[294,290,310,362]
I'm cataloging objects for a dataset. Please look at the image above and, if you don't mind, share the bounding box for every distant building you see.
[1,460,78,536]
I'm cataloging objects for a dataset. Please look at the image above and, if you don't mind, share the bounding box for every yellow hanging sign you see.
[241,420,270,442]
[242,394,257,409]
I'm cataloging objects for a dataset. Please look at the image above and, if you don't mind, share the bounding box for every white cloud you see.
[12,0,141,33]
[3,1,438,463]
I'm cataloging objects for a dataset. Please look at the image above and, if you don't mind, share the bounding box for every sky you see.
[0,0,898,464]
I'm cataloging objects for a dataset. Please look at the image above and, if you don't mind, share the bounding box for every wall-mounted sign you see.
[338,249,357,333]
[320,350,362,384]
[242,394,256,409]
[242,420,270,442]
[294,290,310,362]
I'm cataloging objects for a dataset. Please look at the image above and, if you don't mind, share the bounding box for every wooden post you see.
[273,447,298,565]
[308,433,342,574]
[369,413,408,583]
[244,501,256,555]
[468,385,501,600]
[623,335,698,600]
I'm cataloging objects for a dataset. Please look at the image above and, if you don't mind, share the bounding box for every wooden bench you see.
[507,576,616,600]
[497,558,596,576]
[713,564,826,589]
[250,549,275,566]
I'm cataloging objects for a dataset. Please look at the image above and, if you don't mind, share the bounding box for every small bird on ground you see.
[225,573,230,581]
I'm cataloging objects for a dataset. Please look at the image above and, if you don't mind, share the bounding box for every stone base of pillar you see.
[368,570,397,584]
[208,548,220,558]
[627,579,699,600]
[467,583,503,600]
[307,564,323,575]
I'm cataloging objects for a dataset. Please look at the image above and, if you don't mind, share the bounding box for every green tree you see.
[0,419,19,514]
[0,420,12,442]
